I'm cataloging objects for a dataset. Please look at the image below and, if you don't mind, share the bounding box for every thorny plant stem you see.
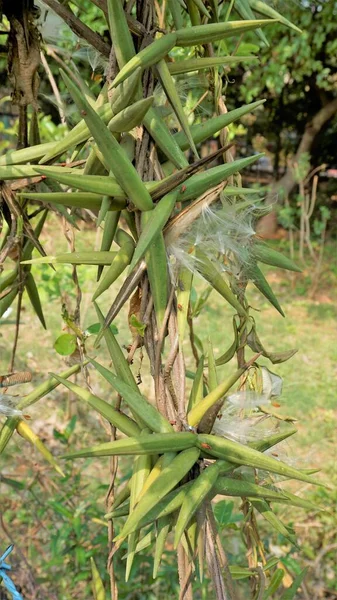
[253,565,266,600]
[206,502,236,599]
[236,283,248,369]
[9,286,23,372]
[62,218,90,386]
[133,0,190,593]
[154,285,176,406]
[177,543,193,600]
[167,307,186,425]
[187,310,199,368]
[205,516,231,600]
[9,229,23,372]
[106,419,119,600]
[242,501,266,596]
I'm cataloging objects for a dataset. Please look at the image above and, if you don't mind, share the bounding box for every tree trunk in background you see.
[258,96,337,238]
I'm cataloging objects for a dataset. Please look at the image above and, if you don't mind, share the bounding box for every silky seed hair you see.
[167,197,265,284]
[0,394,23,417]
[212,390,275,445]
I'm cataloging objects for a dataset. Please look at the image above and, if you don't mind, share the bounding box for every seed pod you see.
[197,434,323,486]
[167,0,183,28]
[117,481,194,536]
[90,358,173,433]
[137,452,176,500]
[175,19,275,46]
[214,476,295,503]
[153,516,172,578]
[94,302,139,393]
[144,107,189,169]
[248,264,285,316]
[234,0,269,47]
[176,154,264,201]
[254,243,302,272]
[174,460,222,547]
[25,272,46,329]
[17,420,65,477]
[115,447,200,541]
[194,248,247,317]
[50,373,140,438]
[0,269,18,294]
[173,101,265,151]
[22,252,117,266]
[106,0,135,67]
[263,567,286,596]
[197,341,221,434]
[92,236,135,300]
[189,0,210,18]
[19,192,104,211]
[216,318,239,366]
[90,557,105,600]
[97,211,121,279]
[156,59,198,157]
[184,517,198,558]
[0,288,18,320]
[168,55,258,75]
[249,426,297,452]
[62,433,196,459]
[250,499,297,546]
[129,191,178,272]
[141,208,169,328]
[34,168,126,200]
[126,439,152,581]
[40,103,114,164]
[110,68,142,113]
[127,530,155,556]
[111,480,131,511]
[60,70,154,212]
[188,366,246,427]
[249,0,302,33]
[0,164,80,180]
[111,33,177,89]
[108,96,154,133]
[0,142,55,166]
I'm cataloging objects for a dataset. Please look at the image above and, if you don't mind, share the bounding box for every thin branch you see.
[89,0,147,36]
[177,543,193,600]
[9,285,24,372]
[41,0,111,57]
[40,50,67,125]
[187,310,199,368]
[206,502,236,600]
[154,284,176,398]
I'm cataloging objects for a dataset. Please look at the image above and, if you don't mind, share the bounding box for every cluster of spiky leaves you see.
[0,0,317,597]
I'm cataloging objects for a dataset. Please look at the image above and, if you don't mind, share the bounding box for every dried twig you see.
[40,50,67,125]
[206,502,236,600]
[41,0,111,57]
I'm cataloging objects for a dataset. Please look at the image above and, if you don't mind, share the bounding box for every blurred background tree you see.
[224,0,337,233]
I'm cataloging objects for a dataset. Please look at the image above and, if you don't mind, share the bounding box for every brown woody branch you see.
[41,0,111,57]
